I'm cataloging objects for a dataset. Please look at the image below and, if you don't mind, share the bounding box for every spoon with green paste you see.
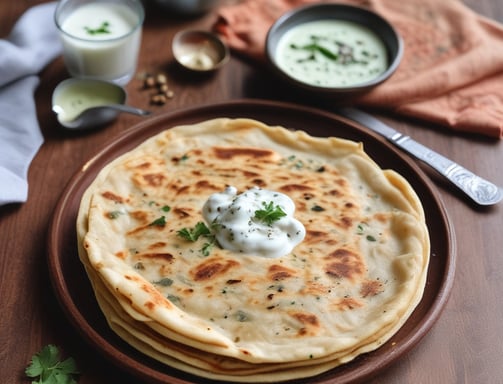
[52,78,151,130]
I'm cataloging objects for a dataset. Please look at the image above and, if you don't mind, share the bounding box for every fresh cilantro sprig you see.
[177,222,211,241]
[25,345,79,384]
[201,241,215,257]
[177,222,216,256]
[254,201,286,226]
[149,216,167,227]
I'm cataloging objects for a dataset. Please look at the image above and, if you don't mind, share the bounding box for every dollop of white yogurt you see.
[202,186,305,258]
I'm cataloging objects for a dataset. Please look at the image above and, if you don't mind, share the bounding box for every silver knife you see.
[336,107,502,206]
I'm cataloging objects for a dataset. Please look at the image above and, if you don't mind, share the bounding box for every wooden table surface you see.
[1,1,502,383]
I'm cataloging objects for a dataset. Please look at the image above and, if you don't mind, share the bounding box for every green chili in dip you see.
[275,19,388,87]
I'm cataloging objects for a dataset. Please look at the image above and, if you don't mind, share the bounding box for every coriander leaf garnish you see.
[153,277,173,287]
[177,222,211,242]
[84,21,111,35]
[291,43,338,61]
[234,309,250,322]
[201,241,215,257]
[25,345,79,384]
[107,210,122,219]
[177,222,217,256]
[149,216,167,227]
[290,37,370,65]
[356,222,377,242]
[254,201,287,225]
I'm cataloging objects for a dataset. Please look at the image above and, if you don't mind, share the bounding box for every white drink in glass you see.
[55,0,144,85]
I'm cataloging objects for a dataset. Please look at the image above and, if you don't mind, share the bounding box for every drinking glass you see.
[55,0,144,85]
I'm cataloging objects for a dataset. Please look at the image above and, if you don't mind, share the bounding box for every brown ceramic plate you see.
[47,99,455,384]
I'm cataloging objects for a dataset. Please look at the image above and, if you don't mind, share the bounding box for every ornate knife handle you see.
[391,133,502,206]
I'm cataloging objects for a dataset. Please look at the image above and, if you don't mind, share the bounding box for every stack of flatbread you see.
[76,118,430,382]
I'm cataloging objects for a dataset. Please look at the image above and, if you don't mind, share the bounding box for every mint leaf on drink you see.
[84,21,111,35]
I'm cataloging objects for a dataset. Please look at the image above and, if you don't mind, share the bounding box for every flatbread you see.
[77,118,429,381]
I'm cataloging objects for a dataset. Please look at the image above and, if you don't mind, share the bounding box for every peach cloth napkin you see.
[214,0,503,139]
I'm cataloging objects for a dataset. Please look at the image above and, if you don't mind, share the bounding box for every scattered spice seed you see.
[139,72,175,106]
[143,75,156,88]
[159,83,168,93]
[156,73,167,85]
[151,94,167,105]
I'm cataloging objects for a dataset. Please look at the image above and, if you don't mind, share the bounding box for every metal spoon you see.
[52,78,151,130]
[55,103,152,129]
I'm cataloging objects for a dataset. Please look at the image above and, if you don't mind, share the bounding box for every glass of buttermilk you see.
[55,0,144,85]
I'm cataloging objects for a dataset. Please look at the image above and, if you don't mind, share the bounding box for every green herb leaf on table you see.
[25,344,79,384]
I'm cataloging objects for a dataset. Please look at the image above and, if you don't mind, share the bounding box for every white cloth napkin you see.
[0,2,61,206]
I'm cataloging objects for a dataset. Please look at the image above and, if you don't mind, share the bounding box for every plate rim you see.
[47,98,456,384]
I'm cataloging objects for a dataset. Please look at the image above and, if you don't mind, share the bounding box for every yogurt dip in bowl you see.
[265,3,402,98]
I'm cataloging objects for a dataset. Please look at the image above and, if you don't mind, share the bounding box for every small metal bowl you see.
[172,30,229,72]
[265,3,403,98]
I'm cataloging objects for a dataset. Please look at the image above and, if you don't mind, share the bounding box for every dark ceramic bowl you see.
[265,3,403,98]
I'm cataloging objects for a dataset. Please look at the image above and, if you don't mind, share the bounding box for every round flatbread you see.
[77,118,429,381]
